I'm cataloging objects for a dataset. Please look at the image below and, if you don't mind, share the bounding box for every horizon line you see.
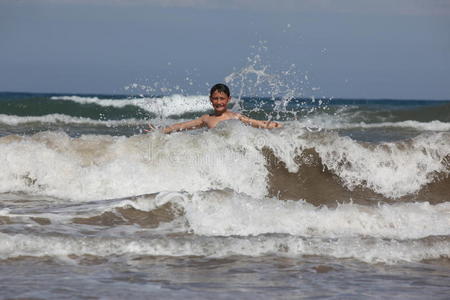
[1,90,449,102]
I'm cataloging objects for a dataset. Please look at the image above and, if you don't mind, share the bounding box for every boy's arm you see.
[162,117,206,134]
[237,114,282,129]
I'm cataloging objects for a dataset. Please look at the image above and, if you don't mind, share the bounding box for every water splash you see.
[224,41,319,121]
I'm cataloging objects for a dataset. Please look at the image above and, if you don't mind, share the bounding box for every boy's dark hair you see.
[210,83,230,97]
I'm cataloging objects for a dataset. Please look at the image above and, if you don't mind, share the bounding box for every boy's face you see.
[210,90,230,114]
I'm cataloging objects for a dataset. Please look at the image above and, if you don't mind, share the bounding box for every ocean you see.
[0,91,449,299]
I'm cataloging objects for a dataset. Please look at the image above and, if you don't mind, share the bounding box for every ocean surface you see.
[0,91,449,299]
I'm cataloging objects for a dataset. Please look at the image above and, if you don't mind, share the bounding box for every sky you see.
[0,0,449,99]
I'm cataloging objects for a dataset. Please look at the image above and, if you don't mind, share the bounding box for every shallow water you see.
[1,255,449,299]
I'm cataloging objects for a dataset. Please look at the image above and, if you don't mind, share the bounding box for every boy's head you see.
[209,83,231,115]
[210,83,230,97]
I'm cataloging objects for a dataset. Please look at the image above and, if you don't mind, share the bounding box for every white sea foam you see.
[312,131,450,198]
[50,95,211,117]
[0,124,268,201]
[356,120,450,131]
[300,114,450,131]
[0,114,144,126]
[180,191,450,239]
[2,112,449,134]
[4,190,450,240]
[0,123,449,201]
[0,231,448,264]
[1,189,449,264]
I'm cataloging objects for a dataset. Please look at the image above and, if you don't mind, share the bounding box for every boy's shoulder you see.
[226,111,242,119]
[200,113,213,120]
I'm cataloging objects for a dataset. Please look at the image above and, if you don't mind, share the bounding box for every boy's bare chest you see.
[204,115,235,128]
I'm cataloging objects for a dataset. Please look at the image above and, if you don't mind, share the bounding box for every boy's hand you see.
[143,123,156,133]
[267,121,282,129]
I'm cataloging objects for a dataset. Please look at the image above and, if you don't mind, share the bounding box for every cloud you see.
[6,0,450,16]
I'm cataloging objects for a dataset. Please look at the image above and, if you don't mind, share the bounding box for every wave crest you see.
[0,124,449,201]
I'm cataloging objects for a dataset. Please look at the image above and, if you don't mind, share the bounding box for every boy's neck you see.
[214,109,227,117]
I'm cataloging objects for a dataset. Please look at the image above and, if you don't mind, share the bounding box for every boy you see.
[147,83,282,134]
